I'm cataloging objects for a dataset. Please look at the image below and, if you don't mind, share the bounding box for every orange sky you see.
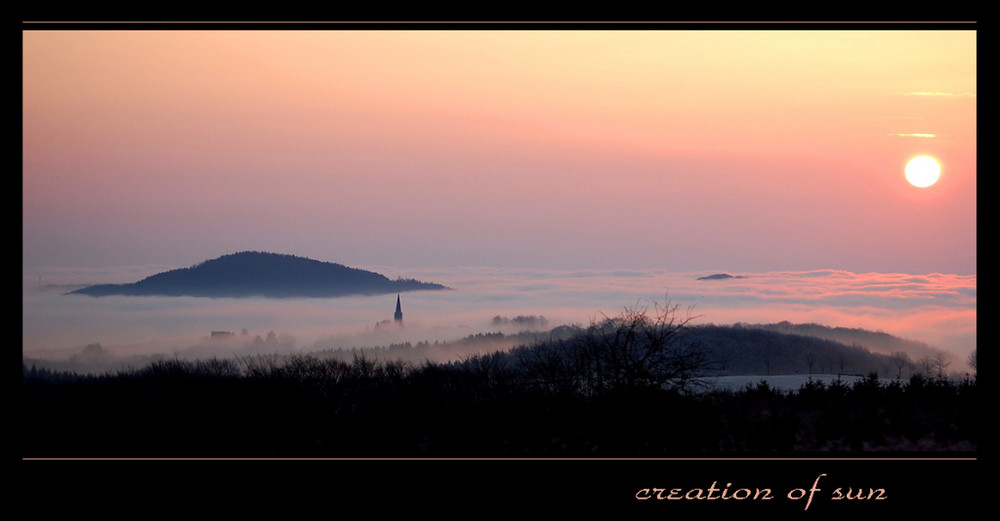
[22,29,976,274]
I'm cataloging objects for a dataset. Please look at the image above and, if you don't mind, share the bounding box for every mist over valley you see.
[23,260,977,457]
[23,254,976,381]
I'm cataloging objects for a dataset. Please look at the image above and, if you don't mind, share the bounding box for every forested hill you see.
[747,321,944,360]
[68,251,450,298]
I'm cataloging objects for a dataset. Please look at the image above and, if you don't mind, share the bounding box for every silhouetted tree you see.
[932,353,951,379]
[836,350,849,376]
[805,351,817,375]
[916,356,935,377]
[572,298,708,395]
[890,351,912,380]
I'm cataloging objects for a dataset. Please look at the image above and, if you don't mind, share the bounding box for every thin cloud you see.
[900,91,976,97]
[892,133,937,138]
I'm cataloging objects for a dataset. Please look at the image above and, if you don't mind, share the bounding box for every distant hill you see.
[748,321,946,360]
[68,251,450,298]
[696,273,746,281]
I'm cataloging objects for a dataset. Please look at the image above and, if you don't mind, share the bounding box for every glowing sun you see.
[905,156,941,187]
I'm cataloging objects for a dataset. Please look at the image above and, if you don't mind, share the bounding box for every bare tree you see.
[805,350,817,375]
[889,351,912,380]
[836,351,848,378]
[931,353,951,379]
[916,356,935,377]
[573,298,708,395]
[968,349,977,375]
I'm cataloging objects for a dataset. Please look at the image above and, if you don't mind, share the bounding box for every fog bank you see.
[23,266,976,372]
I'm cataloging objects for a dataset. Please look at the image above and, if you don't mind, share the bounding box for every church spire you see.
[394,294,403,322]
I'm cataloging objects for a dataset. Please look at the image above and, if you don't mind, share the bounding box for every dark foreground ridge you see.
[23,302,976,457]
[68,251,450,298]
[23,351,976,458]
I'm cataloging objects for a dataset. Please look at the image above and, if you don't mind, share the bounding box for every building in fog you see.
[374,294,404,331]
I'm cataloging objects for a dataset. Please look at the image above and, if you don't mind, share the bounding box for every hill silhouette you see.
[68,251,450,298]
[696,273,746,280]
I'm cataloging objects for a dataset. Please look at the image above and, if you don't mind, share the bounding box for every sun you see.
[905,156,941,188]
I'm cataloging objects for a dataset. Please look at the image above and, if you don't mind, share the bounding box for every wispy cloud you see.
[892,133,937,138]
[900,91,976,97]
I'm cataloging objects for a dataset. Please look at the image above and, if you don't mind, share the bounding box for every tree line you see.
[22,301,975,457]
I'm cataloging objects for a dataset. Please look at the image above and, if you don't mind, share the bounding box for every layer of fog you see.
[22,265,976,374]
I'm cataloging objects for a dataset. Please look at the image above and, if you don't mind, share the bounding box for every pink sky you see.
[22,29,976,275]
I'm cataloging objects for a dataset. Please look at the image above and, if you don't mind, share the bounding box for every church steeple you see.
[394,294,403,322]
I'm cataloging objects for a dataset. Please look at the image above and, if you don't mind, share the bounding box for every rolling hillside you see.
[69,251,450,298]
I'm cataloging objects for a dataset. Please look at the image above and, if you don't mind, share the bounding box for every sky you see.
[21,28,977,367]
[22,29,976,275]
